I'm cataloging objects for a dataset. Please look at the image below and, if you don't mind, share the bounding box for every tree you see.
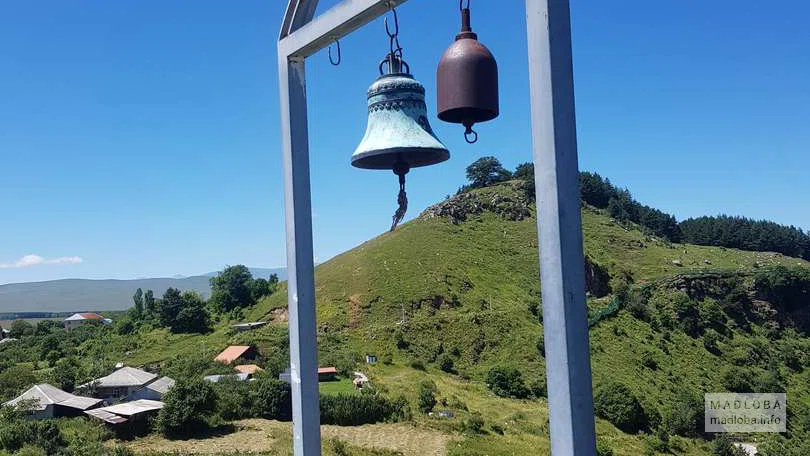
[209,265,256,313]
[144,289,157,316]
[486,366,530,399]
[593,382,648,433]
[156,378,217,437]
[465,156,511,188]
[0,366,36,403]
[132,288,144,319]
[173,292,211,334]
[8,321,34,339]
[437,354,454,373]
[418,381,437,414]
[157,288,183,328]
[49,357,84,392]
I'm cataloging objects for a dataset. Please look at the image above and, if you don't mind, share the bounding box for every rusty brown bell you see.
[437,5,499,143]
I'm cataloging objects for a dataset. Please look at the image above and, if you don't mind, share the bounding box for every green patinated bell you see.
[352,58,450,171]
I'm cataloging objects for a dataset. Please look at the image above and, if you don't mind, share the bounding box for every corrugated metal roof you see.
[89,366,158,388]
[204,373,251,383]
[100,399,164,416]
[4,384,102,411]
[214,345,253,364]
[318,367,338,375]
[146,376,175,394]
[85,408,128,424]
[57,395,103,411]
[65,312,105,321]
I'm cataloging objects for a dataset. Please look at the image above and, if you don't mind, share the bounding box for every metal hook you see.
[460,0,470,10]
[328,39,341,66]
[464,126,479,144]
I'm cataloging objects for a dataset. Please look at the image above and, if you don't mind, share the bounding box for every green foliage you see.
[8,320,34,339]
[464,413,485,434]
[156,378,217,437]
[49,357,84,392]
[173,291,211,334]
[593,382,648,433]
[0,407,65,454]
[711,435,746,456]
[320,391,409,426]
[418,381,437,414]
[486,367,529,399]
[250,375,292,421]
[595,440,614,456]
[132,288,144,320]
[681,215,810,260]
[209,265,256,313]
[754,265,810,314]
[465,156,511,189]
[0,366,36,403]
[663,388,703,437]
[437,354,455,373]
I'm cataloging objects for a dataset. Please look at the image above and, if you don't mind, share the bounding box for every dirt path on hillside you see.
[126,419,451,456]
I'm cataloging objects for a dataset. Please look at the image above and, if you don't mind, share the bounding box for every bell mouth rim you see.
[351,147,450,170]
[438,107,499,124]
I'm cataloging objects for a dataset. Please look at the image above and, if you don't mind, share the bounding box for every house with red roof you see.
[214,345,258,365]
[64,313,112,330]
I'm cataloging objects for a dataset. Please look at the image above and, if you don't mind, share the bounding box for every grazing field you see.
[125,419,451,456]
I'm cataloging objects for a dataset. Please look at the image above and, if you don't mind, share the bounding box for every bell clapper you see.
[390,161,410,232]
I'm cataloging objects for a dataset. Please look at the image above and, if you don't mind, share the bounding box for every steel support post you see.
[278,55,322,456]
[526,0,597,455]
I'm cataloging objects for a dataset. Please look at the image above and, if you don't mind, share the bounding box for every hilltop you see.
[2,178,809,456]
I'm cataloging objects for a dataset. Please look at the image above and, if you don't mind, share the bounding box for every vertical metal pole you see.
[278,55,322,456]
[526,0,597,455]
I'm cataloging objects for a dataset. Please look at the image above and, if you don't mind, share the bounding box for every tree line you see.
[461,156,809,259]
[124,265,279,334]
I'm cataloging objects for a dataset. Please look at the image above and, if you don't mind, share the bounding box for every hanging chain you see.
[460,0,470,11]
[384,7,403,60]
[390,173,408,232]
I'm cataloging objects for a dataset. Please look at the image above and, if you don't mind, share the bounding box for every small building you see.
[0,326,9,339]
[4,384,102,419]
[234,364,263,376]
[128,376,175,401]
[64,313,112,330]
[214,345,257,365]
[203,373,251,383]
[81,366,173,401]
[84,399,164,434]
[231,321,268,332]
[365,354,378,364]
[318,367,338,382]
[279,367,339,384]
[0,338,18,345]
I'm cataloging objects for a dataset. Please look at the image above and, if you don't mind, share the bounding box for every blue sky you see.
[1,0,808,285]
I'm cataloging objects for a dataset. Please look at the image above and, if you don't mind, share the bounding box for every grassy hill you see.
[6,182,809,456]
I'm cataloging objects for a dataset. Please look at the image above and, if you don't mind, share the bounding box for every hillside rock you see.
[421,185,531,224]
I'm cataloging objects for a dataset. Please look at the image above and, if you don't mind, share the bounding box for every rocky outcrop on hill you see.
[421,184,531,224]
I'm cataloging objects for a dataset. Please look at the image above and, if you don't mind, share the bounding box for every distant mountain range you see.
[0,267,286,314]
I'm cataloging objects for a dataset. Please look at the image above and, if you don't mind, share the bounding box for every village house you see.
[234,364,264,375]
[279,366,338,383]
[81,366,174,401]
[63,313,112,330]
[4,384,102,419]
[203,373,251,383]
[214,345,258,365]
[85,399,164,429]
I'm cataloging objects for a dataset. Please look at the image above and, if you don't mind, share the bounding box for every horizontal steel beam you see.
[279,0,409,58]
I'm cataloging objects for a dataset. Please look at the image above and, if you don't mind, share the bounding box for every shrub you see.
[251,376,292,421]
[704,329,722,354]
[320,392,408,426]
[156,378,217,437]
[663,388,703,437]
[490,423,504,435]
[641,351,658,370]
[595,440,614,456]
[464,413,485,434]
[409,359,426,371]
[593,382,647,433]
[486,367,530,399]
[529,377,547,398]
[437,354,455,373]
[712,434,747,456]
[382,352,393,365]
[418,381,437,414]
[214,376,253,421]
